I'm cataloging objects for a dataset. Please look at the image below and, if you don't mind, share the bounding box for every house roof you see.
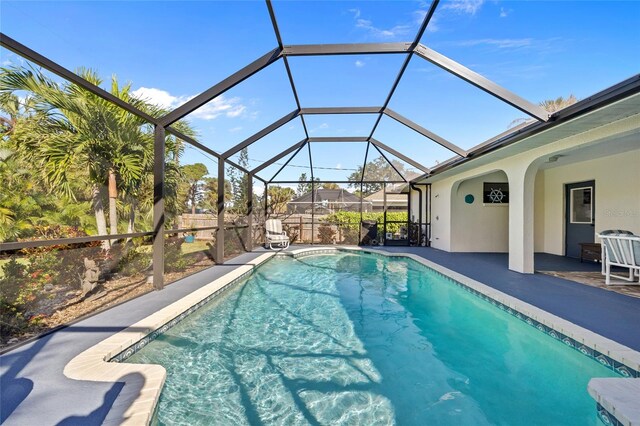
[364,189,408,204]
[289,188,362,204]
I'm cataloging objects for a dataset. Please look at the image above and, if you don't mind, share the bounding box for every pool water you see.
[126,253,617,425]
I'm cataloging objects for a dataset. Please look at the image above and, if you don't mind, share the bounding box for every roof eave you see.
[411,73,640,183]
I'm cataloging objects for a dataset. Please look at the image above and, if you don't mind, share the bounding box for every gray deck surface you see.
[1,246,639,425]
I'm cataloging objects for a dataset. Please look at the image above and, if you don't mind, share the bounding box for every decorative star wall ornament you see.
[488,188,505,203]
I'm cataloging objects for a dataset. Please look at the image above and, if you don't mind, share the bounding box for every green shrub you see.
[116,242,151,276]
[324,211,408,235]
[165,237,189,272]
[317,224,336,244]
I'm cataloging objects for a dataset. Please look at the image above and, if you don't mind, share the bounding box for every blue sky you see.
[2,0,639,186]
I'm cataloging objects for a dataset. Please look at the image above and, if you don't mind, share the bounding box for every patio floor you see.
[1,246,639,425]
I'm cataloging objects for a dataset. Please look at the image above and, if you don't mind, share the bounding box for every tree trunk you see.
[92,185,109,250]
[127,197,136,234]
[108,171,118,238]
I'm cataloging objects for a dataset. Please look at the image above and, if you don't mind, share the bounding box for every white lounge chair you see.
[265,219,290,250]
[598,230,640,285]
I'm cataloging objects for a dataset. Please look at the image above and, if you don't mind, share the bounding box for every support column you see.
[383,183,387,241]
[152,125,165,290]
[264,182,268,247]
[247,176,253,252]
[311,181,315,245]
[359,182,363,243]
[216,160,225,263]
[507,163,537,273]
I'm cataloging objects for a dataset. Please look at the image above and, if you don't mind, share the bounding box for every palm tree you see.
[539,95,578,113]
[0,66,154,247]
[509,94,578,128]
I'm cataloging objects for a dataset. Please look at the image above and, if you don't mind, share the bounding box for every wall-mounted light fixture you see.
[547,154,565,163]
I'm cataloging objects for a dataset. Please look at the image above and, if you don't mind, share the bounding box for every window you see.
[570,187,593,224]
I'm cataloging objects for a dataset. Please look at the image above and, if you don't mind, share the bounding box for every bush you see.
[324,211,409,237]
[0,255,57,340]
[317,224,336,244]
[338,225,359,244]
[165,236,189,272]
[116,241,152,276]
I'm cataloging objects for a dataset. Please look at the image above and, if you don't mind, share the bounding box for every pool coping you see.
[62,247,640,426]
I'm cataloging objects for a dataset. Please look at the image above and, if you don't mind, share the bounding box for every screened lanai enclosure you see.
[1,0,638,347]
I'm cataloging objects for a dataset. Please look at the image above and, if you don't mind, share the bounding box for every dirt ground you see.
[1,256,217,350]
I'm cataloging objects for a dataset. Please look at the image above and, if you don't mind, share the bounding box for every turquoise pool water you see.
[126,253,617,425]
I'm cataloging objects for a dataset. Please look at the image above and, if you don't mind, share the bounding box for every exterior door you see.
[565,180,595,258]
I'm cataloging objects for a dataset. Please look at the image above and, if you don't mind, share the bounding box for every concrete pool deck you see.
[1,246,639,425]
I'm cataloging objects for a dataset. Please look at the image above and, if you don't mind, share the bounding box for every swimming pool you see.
[126,252,618,425]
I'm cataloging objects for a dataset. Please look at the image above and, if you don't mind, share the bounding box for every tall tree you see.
[320,182,339,189]
[347,156,407,195]
[268,186,295,214]
[227,148,249,215]
[201,177,232,213]
[297,172,318,196]
[181,163,208,214]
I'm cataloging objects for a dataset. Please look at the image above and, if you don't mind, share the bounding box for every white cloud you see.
[309,123,329,134]
[229,126,243,133]
[499,7,509,18]
[355,60,365,68]
[336,163,342,169]
[349,8,361,19]
[131,87,176,108]
[442,0,485,15]
[355,17,411,38]
[131,87,247,120]
[454,38,534,49]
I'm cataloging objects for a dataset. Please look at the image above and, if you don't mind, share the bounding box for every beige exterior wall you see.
[450,171,509,252]
[534,149,640,255]
[426,112,640,272]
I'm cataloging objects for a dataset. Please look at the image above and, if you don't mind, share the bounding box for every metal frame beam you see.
[166,127,253,176]
[301,107,384,115]
[360,141,371,184]
[252,139,307,175]
[1,33,159,126]
[383,108,467,157]
[216,159,225,263]
[246,177,253,251]
[266,0,310,140]
[282,43,411,56]
[152,126,166,289]
[414,44,549,122]
[267,141,309,183]
[370,144,407,182]
[221,110,300,158]
[370,138,431,174]
[269,180,406,184]
[307,137,368,142]
[367,0,440,142]
[159,47,283,126]
[410,73,640,183]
